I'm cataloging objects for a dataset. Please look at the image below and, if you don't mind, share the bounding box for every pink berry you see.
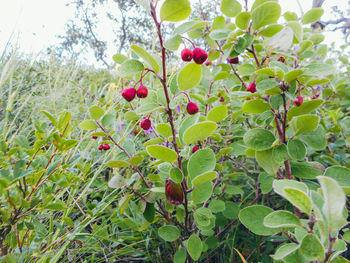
[246,82,256,93]
[137,84,148,98]
[98,145,104,151]
[220,97,225,102]
[140,118,151,130]
[192,48,208,64]
[103,144,110,150]
[186,102,199,115]
[205,61,212,66]
[192,146,199,153]
[293,96,303,107]
[181,48,193,62]
[121,88,136,102]
[92,136,98,140]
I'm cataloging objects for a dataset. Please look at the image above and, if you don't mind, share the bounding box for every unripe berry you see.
[228,57,239,64]
[181,48,193,62]
[133,129,139,135]
[246,82,256,93]
[219,97,225,102]
[140,118,151,130]
[293,96,303,107]
[186,102,199,115]
[205,61,212,66]
[136,84,148,98]
[192,48,208,64]
[165,179,184,205]
[103,144,110,150]
[192,146,199,153]
[98,145,104,151]
[92,136,98,140]
[121,88,136,102]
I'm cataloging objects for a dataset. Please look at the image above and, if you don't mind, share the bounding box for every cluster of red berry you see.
[181,47,208,64]
[122,84,148,102]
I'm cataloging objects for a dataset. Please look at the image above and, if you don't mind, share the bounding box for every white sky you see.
[0,0,347,66]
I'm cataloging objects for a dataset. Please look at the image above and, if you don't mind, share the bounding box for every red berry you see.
[181,48,193,62]
[192,48,208,64]
[121,88,136,102]
[220,97,225,102]
[103,144,110,150]
[98,145,104,151]
[136,84,148,98]
[192,146,199,153]
[186,102,199,115]
[205,61,212,66]
[278,56,285,63]
[246,82,256,93]
[293,96,303,107]
[92,136,98,140]
[228,57,239,64]
[165,179,184,205]
[133,129,139,135]
[140,118,151,130]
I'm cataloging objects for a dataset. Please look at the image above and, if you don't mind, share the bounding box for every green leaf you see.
[291,162,323,179]
[287,21,303,43]
[272,243,299,261]
[89,106,104,120]
[258,172,274,194]
[272,144,288,163]
[242,100,271,114]
[146,145,178,163]
[45,201,66,210]
[118,59,144,77]
[290,115,320,135]
[243,128,275,151]
[288,99,323,120]
[192,181,212,204]
[192,171,217,187]
[164,34,183,51]
[223,201,240,219]
[105,160,130,168]
[273,179,308,196]
[317,176,347,231]
[256,67,284,79]
[284,11,299,21]
[108,174,125,188]
[263,210,301,228]
[260,24,283,37]
[300,234,325,261]
[208,200,226,213]
[304,63,337,76]
[79,120,98,130]
[237,63,255,76]
[209,29,232,40]
[298,126,327,151]
[131,45,160,73]
[238,205,278,236]
[129,155,144,166]
[183,121,217,145]
[158,225,180,241]
[284,69,304,83]
[287,139,306,160]
[160,0,191,22]
[207,105,228,123]
[112,53,128,64]
[174,20,209,35]
[284,187,312,214]
[302,8,324,24]
[188,148,216,180]
[186,234,203,261]
[170,167,184,184]
[194,207,213,227]
[251,1,281,30]
[324,166,350,195]
[174,247,187,263]
[156,123,172,138]
[256,149,280,175]
[179,114,199,145]
[177,63,202,91]
[220,0,242,17]
[42,110,57,127]
[143,202,155,222]
[236,12,251,30]
[266,26,293,51]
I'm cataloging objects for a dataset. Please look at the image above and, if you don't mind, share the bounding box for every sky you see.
[0,0,347,66]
